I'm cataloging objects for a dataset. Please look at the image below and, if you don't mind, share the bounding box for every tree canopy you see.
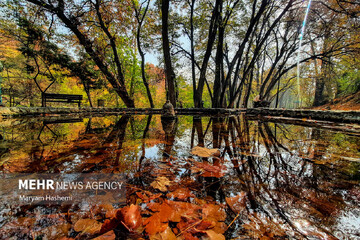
[0,0,359,108]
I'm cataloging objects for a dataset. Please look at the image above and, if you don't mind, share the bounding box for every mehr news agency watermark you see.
[0,174,126,205]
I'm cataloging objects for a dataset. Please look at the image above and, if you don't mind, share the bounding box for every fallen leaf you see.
[242,213,286,239]
[120,204,142,230]
[144,213,168,235]
[105,209,121,219]
[177,216,201,235]
[226,192,247,213]
[149,226,177,240]
[194,220,216,230]
[136,191,162,203]
[182,232,199,240]
[203,230,225,240]
[213,222,227,234]
[191,161,226,178]
[191,146,220,158]
[92,204,114,216]
[74,219,102,234]
[166,200,202,222]
[147,201,176,222]
[167,188,195,200]
[100,218,119,234]
[33,223,71,239]
[151,176,171,192]
[201,204,226,222]
[92,230,116,240]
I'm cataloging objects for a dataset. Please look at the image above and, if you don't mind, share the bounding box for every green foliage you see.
[336,70,360,96]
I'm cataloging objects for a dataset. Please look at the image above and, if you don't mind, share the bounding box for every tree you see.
[309,0,360,106]
[161,0,177,107]
[17,0,137,107]
[171,0,359,108]
[17,18,104,107]
[133,0,154,108]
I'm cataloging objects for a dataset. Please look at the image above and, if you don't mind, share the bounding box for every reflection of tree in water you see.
[161,116,177,157]
[187,116,358,238]
[0,115,359,239]
[0,116,134,173]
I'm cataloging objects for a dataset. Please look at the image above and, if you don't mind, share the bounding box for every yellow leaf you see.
[150,176,171,192]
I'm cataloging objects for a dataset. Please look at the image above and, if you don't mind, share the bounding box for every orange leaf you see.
[226,192,247,213]
[100,219,118,234]
[195,220,216,230]
[92,230,116,240]
[203,230,225,240]
[120,204,142,230]
[191,146,220,158]
[144,213,168,235]
[73,219,102,234]
[191,161,226,178]
[167,188,195,201]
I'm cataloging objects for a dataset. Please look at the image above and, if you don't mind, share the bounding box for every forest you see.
[0,0,359,110]
[0,1,360,239]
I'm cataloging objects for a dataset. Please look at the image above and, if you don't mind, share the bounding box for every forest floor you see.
[313,91,360,111]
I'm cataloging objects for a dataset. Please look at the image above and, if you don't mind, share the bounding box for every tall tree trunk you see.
[189,0,196,107]
[194,0,222,108]
[213,1,224,108]
[313,47,330,106]
[313,76,326,106]
[134,0,154,108]
[84,82,93,107]
[161,0,177,107]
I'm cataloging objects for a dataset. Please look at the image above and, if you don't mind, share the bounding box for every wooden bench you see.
[42,93,83,107]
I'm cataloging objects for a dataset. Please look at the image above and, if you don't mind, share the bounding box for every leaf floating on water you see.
[74,218,102,234]
[242,213,286,239]
[191,146,220,158]
[120,204,142,231]
[191,161,226,178]
[226,192,247,213]
[167,188,195,200]
[136,191,162,203]
[150,176,171,192]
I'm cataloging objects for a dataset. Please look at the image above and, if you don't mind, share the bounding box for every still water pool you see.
[0,115,359,239]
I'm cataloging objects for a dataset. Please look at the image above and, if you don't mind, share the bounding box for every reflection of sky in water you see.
[333,209,360,238]
[145,145,160,159]
[61,154,82,172]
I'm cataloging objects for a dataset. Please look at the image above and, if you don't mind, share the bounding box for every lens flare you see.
[297,0,312,107]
